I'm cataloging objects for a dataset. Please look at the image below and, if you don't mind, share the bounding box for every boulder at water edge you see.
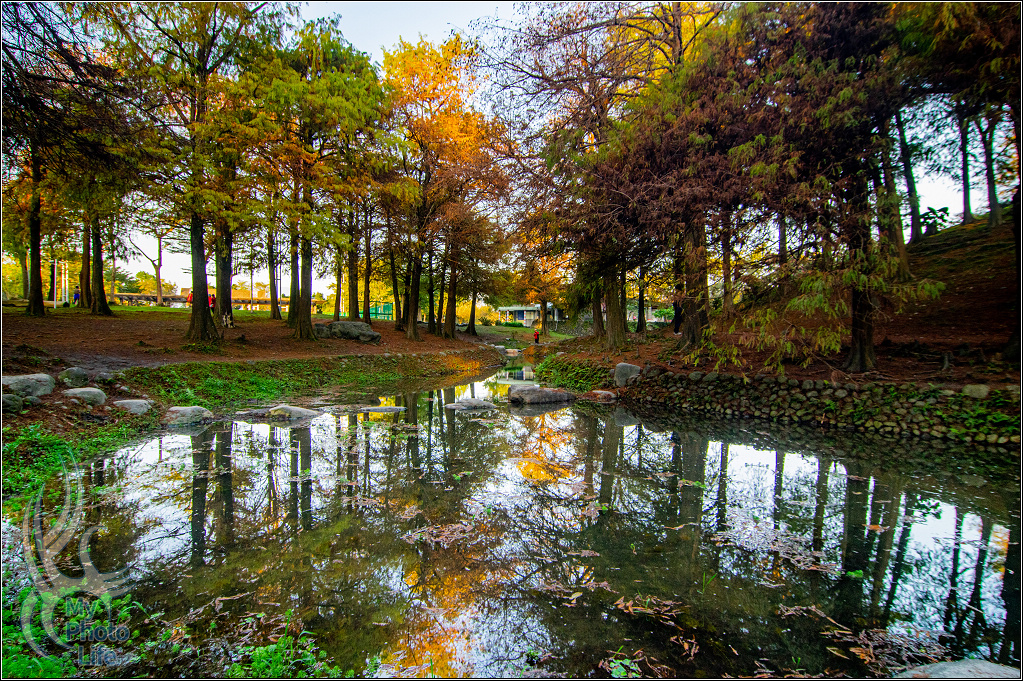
[64,387,106,405]
[162,406,214,426]
[2,393,23,414]
[508,385,575,405]
[58,367,90,388]
[313,321,382,343]
[113,399,153,415]
[894,661,1019,678]
[614,363,642,387]
[445,398,498,411]
[266,404,321,421]
[2,373,55,397]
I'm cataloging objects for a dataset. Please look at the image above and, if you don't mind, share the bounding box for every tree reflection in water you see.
[59,378,1019,677]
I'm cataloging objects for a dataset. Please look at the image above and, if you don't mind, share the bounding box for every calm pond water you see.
[10,372,1021,677]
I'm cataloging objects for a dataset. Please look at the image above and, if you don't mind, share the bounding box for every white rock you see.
[162,406,214,426]
[2,373,55,397]
[113,399,153,415]
[266,404,321,420]
[63,387,106,405]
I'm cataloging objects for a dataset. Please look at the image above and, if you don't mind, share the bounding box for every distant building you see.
[497,303,565,325]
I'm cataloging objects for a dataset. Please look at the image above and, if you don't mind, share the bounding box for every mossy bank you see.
[3,347,503,504]
[535,354,1021,456]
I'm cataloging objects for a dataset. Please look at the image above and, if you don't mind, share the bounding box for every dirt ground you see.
[1,307,480,376]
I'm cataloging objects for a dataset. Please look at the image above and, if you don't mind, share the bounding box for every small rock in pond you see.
[162,406,214,426]
[445,399,498,411]
[508,385,575,405]
[266,404,321,421]
[362,406,406,413]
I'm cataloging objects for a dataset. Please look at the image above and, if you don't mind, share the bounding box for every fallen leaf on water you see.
[867,524,889,532]
[568,592,583,600]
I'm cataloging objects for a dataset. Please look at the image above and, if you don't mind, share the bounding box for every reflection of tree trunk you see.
[883,492,916,622]
[958,517,992,655]
[598,419,621,514]
[999,487,1021,666]
[869,479,898,619]
[943,508,964,631]
[443,387,457,470]
[678,432,707,567]
[267,428,280,524]
[298,426,312,532]
[583,416,598,503]
[189,428,214,567]
[716,443,728,532]
[214,423,235,547]
[810,456,831,597]
[288,429,299,527]
[835,461,870,624]
[773,450,785,530]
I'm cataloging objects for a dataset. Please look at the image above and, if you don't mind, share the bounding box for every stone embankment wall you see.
[535,355,1021,456]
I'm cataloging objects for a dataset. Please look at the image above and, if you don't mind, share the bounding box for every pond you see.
[8,371,1020,677]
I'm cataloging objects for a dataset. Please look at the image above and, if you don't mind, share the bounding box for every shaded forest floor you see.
[546,218,1020,389]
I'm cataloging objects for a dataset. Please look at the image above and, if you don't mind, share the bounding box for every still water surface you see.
[25,372,1023,676]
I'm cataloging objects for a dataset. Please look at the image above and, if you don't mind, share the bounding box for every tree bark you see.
[591,279,605,338]
[435,242,448,337]
[286,227,299,327]
[333,249,342,321]
[19,250,29,300]
[879,137,910,279]
[268,225,282,320]
[540,297,549,336]
[679,222,710,350]
[347,209,360,321]
[603,270,627,350]
[25,141,45,317]
[293,235,315,339]
[184,210,216,340]
[362,212,372,325]
[389,242,403,331]
[467,288,478,335]
[636,265,647,333]
[214,220,233,326]
[89,212,113,316]
[443,247,458,339]
[976,111,1003,228]
[721,217,733,317]
[427,248,436,334]
[405,252,423,340]
[895,109,922,243]
[154,233,164,306]
[956,110,975,224]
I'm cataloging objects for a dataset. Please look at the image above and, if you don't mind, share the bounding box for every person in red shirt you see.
[534,329,540,344]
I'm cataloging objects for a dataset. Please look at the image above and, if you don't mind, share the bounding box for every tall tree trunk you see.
[268,225,282,320]
[215,220,233,327]
[294,235,315,340]
[443,248,458,339]
[841,179,877,373]
[956,110,975,224]
[333,249,343,321]
[427,248,436,334]
[286,227,299,327]
[401,256,412,333]
[467,288,478,335]
[154,234,164,306]
[362,213,372,325]
[25,141,45,317]
[405,253,423,340]
[603,270,627,350]
[976,111,1003,228]
[19,250,29,300]
[90,212,112,316]
[390,241,404,331]
[895,109,922,243]
[540,298,549,336]
[347,210,360,321]
[591,279,605,338]
[435,244,448,337]
[636,265,647,333]
[880,140,910,279]
[679,222,710,350]
[1004,189,1020,357]
[184,210,216,340]
[722,218,733,317]
[47,258,57,304]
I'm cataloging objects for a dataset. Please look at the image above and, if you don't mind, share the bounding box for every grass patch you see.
[534,355,611,392]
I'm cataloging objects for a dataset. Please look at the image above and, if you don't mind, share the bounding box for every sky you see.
[120,1,965,299]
